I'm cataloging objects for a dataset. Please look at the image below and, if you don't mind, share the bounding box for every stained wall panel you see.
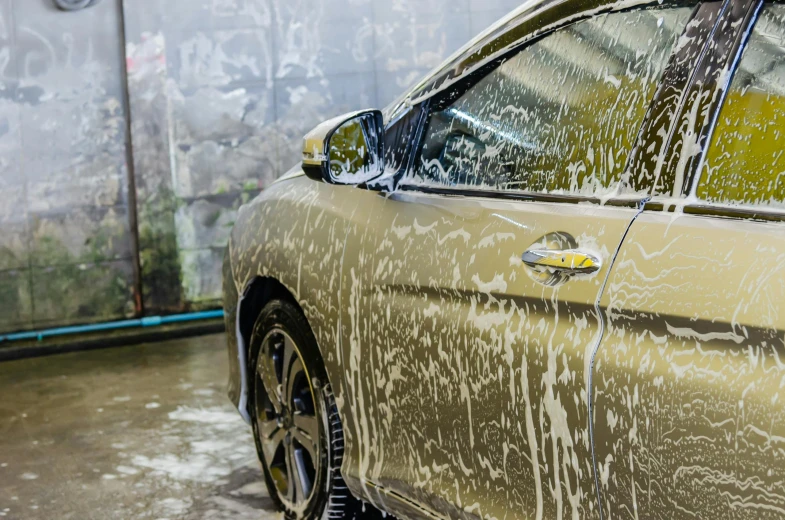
[121,0,507,313]
[0,0,136,333]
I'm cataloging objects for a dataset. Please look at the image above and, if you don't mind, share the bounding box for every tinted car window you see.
[411,5,695,196]
[698,4,785,208]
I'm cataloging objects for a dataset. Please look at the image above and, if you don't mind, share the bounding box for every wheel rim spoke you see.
[284,438,298,503]
[281,335,299,406]
[257,413,280,442]
[260,427,286,475]
[292,414,320,462]
[293,444,313,500]
[257,341,283,414]
[285,357,305,408]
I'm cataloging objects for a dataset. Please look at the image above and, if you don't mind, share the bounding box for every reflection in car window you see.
[699,4,785,208]
[411,5,695,196]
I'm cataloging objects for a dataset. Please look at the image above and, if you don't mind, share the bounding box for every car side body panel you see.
[593,211,785,518]
[338,186,641,519]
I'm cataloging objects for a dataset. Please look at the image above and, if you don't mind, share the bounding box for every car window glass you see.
[698,4,785,208]
[410,5,696,196]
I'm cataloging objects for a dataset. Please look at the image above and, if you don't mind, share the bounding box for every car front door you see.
[336,1,711,519]
[592,2,785,518]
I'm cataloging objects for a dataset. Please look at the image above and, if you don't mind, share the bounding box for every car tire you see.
[248,299,385,520]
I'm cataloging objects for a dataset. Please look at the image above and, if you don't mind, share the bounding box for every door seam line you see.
[588,198,648,520]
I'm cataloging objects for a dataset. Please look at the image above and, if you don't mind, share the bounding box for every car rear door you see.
[591,1,785,518]
[336,2,714,519]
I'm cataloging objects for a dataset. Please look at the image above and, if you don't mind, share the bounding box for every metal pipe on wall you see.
[117,0,145,315]
[0,310,224,343]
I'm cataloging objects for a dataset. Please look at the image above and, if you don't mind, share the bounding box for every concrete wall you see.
[0,0,521,334]
[0,0,136,333]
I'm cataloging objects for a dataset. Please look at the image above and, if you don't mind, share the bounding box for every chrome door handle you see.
[521,249,601,274]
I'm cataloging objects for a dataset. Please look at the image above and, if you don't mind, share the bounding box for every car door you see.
[592,1,785,518]
[337,2,705,519]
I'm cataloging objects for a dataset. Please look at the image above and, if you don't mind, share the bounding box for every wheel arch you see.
[236,276,335,421]
[238,277,297,357]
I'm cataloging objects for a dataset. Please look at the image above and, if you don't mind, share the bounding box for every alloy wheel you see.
[254,329,321,509]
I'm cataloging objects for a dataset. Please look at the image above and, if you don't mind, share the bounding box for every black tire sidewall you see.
[248,299,330,520]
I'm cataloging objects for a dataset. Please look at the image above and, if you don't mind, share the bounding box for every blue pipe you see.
[0,310,225,343]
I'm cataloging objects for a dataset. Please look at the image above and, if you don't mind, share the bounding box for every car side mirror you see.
[302,109,385,185]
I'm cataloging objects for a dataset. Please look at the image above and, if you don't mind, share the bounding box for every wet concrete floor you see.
[0,334,281,520]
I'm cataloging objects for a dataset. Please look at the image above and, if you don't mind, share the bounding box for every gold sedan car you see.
[223,0,785,518]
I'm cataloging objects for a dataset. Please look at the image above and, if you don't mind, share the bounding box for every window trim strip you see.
[644,200,785,222]
[678,0,765,197]
[634,0,730,197]
[397,183,644,208]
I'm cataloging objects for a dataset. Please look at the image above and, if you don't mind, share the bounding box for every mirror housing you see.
[302,109,385,185]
